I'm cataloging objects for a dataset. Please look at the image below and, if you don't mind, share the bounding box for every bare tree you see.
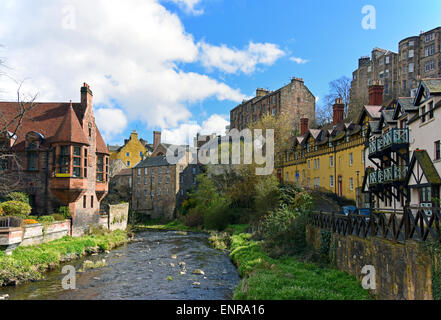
[0,60,39,195]
[316,76,352,127]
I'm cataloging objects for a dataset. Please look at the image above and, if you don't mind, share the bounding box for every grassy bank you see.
[0,229,128,287]
[229,233,372,300]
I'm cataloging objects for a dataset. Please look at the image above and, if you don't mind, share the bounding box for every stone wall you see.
[0,220,71,255]
[108,203,129,231]
[306,225,433,300]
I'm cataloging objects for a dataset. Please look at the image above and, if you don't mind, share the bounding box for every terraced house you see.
[363,79,441,211]
[0,83,110,236]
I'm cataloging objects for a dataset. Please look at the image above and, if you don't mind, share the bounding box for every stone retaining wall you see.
[306,225,433,300]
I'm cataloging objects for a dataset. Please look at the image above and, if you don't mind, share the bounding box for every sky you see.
[0,0,440,146]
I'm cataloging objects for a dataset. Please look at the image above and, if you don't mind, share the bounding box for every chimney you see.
[369,84,384,106]
[130,130,138,140]
[80,83,93,123]
[333,98,345,125]
[153,131,161,149]
[300,118,309,136]
[256,88,268,97]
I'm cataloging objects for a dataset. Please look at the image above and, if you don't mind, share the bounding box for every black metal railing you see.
[310,207,441,243]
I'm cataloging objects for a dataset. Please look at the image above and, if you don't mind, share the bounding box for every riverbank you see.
[229,233,372,300]
[0,229,129,287]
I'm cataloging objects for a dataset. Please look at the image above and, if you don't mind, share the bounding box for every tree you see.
[316,76,352,126]
[0,59,39,195]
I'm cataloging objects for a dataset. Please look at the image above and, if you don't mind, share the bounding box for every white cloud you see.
[162,114,229,145]
[95,108,128,142]
[290,56,309,64]
[199,41,285,74]
[0,0,246,143]
[165,0,203,15]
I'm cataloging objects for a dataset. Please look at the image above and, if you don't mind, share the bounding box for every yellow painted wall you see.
[109,131,147,168]
[280,132,365,201]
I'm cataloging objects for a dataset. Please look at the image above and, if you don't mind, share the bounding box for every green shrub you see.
[58,206,71,219]
[0,201,32,217]
[0,206,4,216]
[5,192,30,205]
[253,175,280,218]
[38,216,55,224]
[258,204,309,257]
[182,207,204,227]
[51,214,66,221]
[203,197,231,231]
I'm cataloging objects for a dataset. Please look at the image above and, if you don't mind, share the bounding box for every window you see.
[59,146,70,174]
[137,168,141,176]
[192,167,197,175]
[180,165,183,173]
[330,155,334,167]
[435,141,441,160]
[385,69,389,78]
[158,167,162,175]
[425,33,435,42]
[308,160,310,169]
[126,152,130,157]
[367,66,371,73]
[421,106,426,123]
[158,188,161,196]
[349,153,353,166]
[420,187,432,203]
[302,170,306,179]
[144,177,148,185]
[385,56,390,64]
[272,108,276,116]
[91,195,94,208]
[317,159,320,169]
[379,71,384,79]
[127,161,130,167]
[330,176,334,188]
[97,156,104,182]
[409,40,414,47]
[385,84,389,94]
[408,50,414,58]
[144,168,148,175]
[362,151,365,163]
[286,172,289,181]
[27,142,38,171]
[425,60,435,72]
[166,176,170,184]
[349,178,354,191]
[425,44,435,57]
[409,63,414,73]
[73,146,81,177]
[83,195,87,208]
[429,101,434,119]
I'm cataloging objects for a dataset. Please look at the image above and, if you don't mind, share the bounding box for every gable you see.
[406,150,441,187]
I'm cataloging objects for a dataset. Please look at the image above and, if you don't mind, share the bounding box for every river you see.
[0,230,241,300]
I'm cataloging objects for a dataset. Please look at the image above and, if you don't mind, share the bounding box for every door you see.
[338,176,343,197]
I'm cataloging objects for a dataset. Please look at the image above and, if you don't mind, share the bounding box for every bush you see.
[0,206,4,216]
[203,197,231,231]
[38,216,55,224]
[58,206,71,219]
[23,219,38,225]
[257,204,309,257]
[253,175,280,218]
[182,207,204,228]
[51,214,66,221]
[5,192,30,205]
[0,201,32,217]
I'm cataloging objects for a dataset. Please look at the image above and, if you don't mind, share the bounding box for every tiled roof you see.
[52,102,89,145]
[135,155,171,168]
[0,101,83,151]
[96,127,110,154]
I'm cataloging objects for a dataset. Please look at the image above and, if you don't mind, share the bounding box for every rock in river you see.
[192,269,205,275]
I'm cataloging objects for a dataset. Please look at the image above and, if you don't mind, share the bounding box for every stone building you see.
[230,77,316,133]
[351,27,441,109]
[131,152,200,220]
[0,83,110,236]
[109,130,160,168]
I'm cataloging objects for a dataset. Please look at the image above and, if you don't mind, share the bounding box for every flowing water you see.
[0,230,241,300]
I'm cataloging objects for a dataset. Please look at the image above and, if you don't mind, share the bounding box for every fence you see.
[310,206,441,243]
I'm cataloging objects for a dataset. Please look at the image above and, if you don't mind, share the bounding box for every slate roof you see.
[407,149,441,185]
[422,79,441,94]
[115,168,133,176]
[364,106,383,119]
[135,156,170,168]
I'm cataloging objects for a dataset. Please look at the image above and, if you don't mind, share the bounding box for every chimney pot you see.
[368,84,384,106]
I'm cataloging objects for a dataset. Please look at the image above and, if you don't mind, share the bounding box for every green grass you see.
[134,220,202,232]
[230,234,372,300]
[0,230,128,287]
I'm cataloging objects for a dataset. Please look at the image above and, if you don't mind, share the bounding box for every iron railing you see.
[368,165,408,185]
[369,128,409,156]
[310,207,441,243]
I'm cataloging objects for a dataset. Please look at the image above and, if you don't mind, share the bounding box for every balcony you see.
[49,176,88,205]
[369,128,409,157]
[368,165,408,186]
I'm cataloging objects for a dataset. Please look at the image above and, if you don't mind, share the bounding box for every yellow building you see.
[277,98,377,203]
[109,130,149,168]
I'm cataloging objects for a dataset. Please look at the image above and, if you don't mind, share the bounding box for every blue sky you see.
[0,0,440,146]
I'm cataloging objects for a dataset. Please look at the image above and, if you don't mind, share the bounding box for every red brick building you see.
[0,83,109,236]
